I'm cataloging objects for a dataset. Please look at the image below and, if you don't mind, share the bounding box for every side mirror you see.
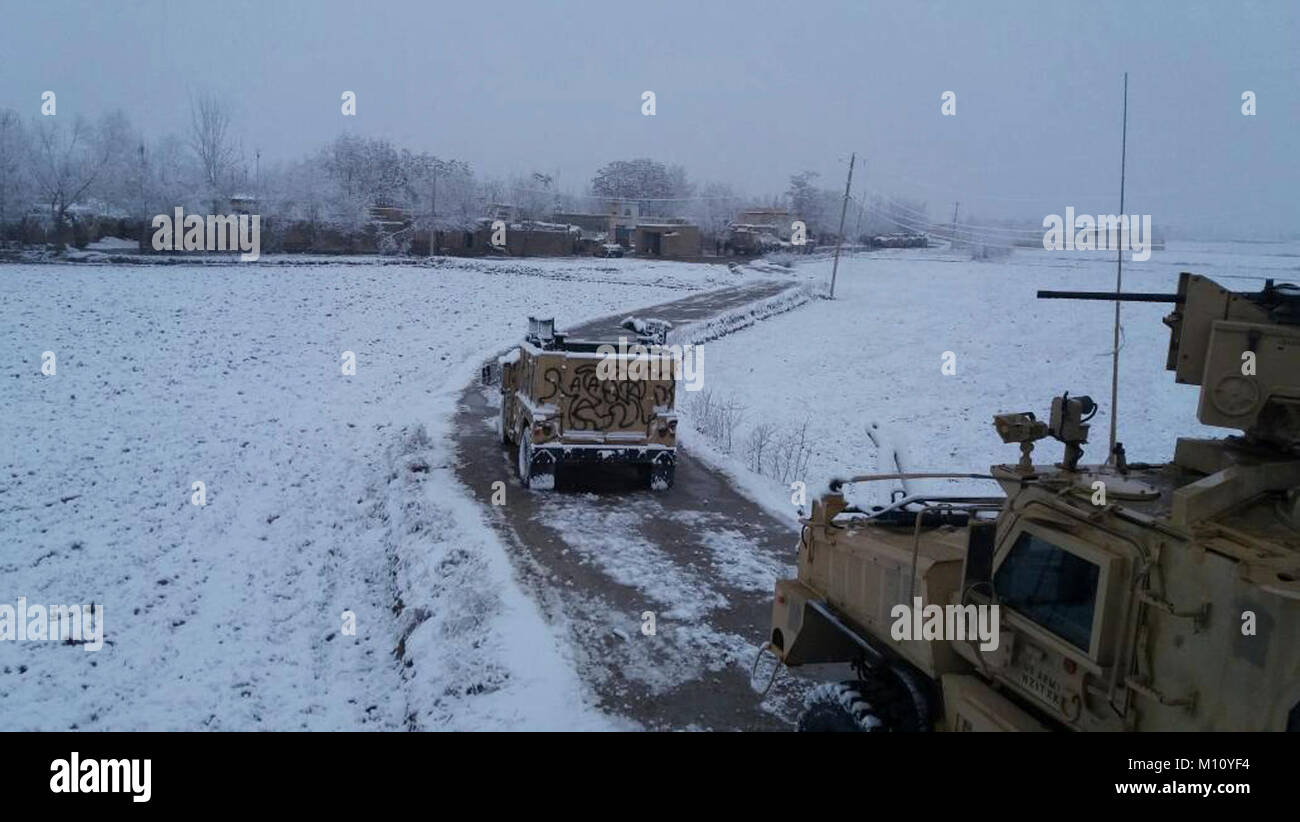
[481,364,495,386]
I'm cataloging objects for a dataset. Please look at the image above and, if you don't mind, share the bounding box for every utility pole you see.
[430,161,438,257]
[137,142,147,242]
[949,201,960,246]
[137,142,146,217]
[829,151,855,299]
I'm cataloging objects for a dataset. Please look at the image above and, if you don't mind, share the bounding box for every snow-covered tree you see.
[590,158,692,215]
[514,172,555,220]
[91,110,145,217]
[410,154,478,230]
[0,109,28,232]
[688,181,742,237]
[785,171,827,231]
[146,133,199,214]
[27,114,113,243]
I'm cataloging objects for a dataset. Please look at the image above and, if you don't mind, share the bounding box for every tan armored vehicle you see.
[493,317,678,490]
[761,273,1300,731]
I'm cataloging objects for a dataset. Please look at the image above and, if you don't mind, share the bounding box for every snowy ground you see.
[0,255,782,731]
[5,241,1292,731]
[679,240,1300,517]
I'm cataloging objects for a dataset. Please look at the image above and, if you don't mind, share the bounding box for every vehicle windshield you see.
[994,530,1100,652]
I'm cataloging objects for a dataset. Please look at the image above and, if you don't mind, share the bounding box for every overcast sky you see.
[2,0,1296,236]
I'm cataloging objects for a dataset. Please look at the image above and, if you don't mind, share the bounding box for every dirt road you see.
[452,280,817,730]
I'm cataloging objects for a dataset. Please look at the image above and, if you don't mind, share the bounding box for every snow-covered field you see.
[0,255,769,731]
[4,241,1294,731]
[684,241,1300,515]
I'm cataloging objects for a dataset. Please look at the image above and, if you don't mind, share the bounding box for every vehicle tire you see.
[516,429,533,489]
[649,464,674,491]
[799,682,881,732]
[798,673,926,732]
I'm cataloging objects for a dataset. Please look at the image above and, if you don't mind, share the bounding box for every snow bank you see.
[378,377,618,731]
[667,281,822,348]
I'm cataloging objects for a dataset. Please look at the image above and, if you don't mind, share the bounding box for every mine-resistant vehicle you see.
[760,273,1300,731]
[492,317,677,490]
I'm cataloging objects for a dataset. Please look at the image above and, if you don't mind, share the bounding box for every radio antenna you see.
[1107,73,1129,464]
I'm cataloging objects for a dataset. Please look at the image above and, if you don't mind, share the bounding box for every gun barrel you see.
[1036,290,1181,303]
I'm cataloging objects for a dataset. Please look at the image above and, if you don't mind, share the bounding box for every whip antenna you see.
[1107,72,1129,464]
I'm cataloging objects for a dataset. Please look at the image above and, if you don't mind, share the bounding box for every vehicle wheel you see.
[649,464,674,491]
[798,673,926,732]
[516,429,533,488]
[799,682,883,732]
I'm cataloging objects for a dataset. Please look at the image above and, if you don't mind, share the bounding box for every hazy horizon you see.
[2,0,1297,238]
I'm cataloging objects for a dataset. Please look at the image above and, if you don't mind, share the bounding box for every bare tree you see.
[744,422,775,474]
[188,94,236,191]
[0,109,26,234]
[27,115,111,245]
[147,133,193,214]
[92,109,142,216]
[689,181,741,239]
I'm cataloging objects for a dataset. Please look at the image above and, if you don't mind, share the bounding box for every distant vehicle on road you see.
[870,232,929,249]
[489,317,677,490]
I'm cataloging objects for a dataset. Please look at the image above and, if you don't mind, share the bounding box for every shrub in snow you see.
[685,389,745,455]
[768,420,813,485]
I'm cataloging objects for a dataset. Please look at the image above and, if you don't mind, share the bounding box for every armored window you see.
[994,531,1099,652]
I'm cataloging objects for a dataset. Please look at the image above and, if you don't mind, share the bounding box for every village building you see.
[634,219,701,258]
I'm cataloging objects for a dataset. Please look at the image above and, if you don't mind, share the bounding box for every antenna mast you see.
[1107,73,1128,464]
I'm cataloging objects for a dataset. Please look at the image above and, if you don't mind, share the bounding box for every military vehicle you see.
[759,273,1300,731]
[870,232,929,249]
[724,224,782,257]
[491,317,678,490]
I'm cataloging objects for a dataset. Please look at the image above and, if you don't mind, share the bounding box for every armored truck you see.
[761,273,1300,732]
[494,317,678,490]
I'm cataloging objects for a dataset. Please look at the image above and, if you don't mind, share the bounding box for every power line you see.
[852,198,1042,249]
[870,193,1052,236]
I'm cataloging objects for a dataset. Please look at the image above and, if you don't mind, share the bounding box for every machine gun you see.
[1037,273,1300,445]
